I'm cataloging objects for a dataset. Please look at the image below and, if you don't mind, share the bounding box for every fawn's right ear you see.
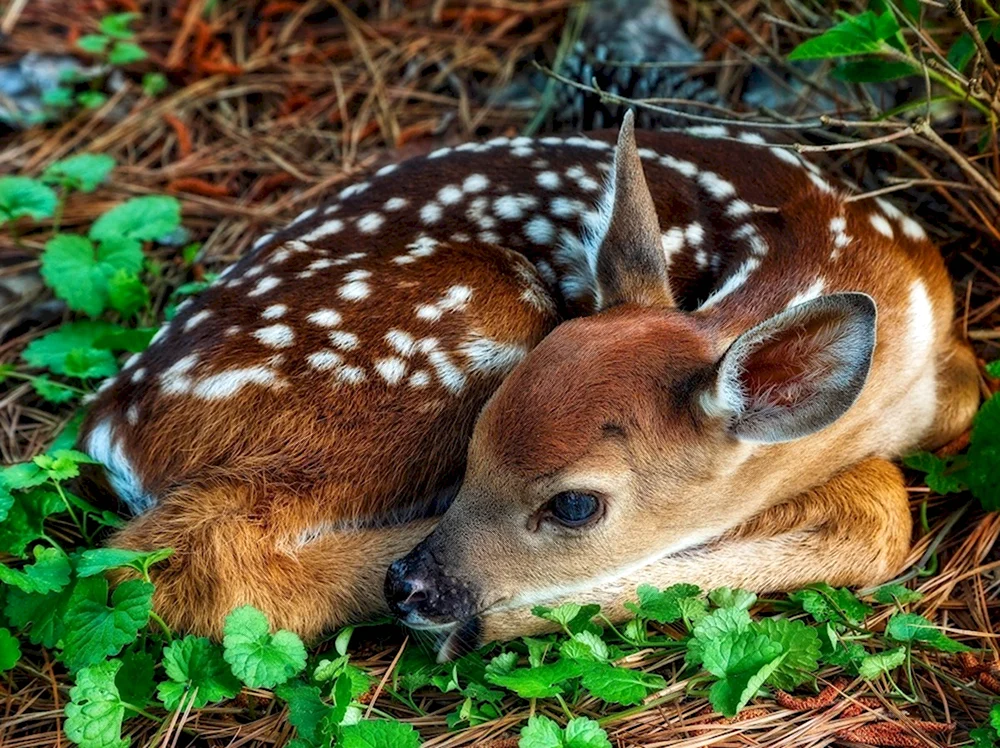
[701,293,877,443]
[594,110,675,311]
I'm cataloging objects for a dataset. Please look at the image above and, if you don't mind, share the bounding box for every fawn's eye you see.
[547,492,601,527]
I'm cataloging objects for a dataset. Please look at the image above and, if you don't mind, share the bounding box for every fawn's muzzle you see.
[384,544,480,627]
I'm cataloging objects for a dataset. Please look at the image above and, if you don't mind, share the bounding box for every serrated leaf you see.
[32,375,78,403]
[277,681,331,746]
[788,11,899,61]
[858,647,906,679]
[107,269,149,318]
[790,583,871,625]
[42,154,115,193]
[903,452,966,495]
[62,579,154,671]
[41,233,145,317]
[755,618,821,690]
[76,548,172,577]
[339,720,421,748]
[885,612,971,652]
[142,72,168,96]
[485,659,583,699]
[92,326,157,353]
[116,647,156,708]
[158,636,241,710]
[963,392,1000,511]
[872,583,923,606]
[709,587,756,611]
[65,659,128,748]
[0,627,21,671]
[560,631,609,662]
[5,577,80,647]
[90,195,181,243]
[108,41,147,65]
[0,176,58,223]
[520,714,611,748]
[579,662,665,706]
[222,605,307,689]
[0,488,64,557]
[703,630,785,717]
[0,545,71,593]
[22,322,120,378]
[626,583,703,624]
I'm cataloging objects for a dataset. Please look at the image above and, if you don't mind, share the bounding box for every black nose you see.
[385,559,427,618]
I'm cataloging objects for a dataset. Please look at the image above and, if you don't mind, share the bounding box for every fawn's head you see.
[385,113,878,657]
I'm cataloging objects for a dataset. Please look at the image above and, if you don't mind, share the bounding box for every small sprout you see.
[0,176,58,224]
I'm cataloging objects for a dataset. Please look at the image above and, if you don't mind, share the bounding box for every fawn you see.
[80,112,980,658]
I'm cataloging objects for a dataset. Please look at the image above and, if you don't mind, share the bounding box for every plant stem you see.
[148,611,173,642]
[554,693,574,721]
[53,480,90,543]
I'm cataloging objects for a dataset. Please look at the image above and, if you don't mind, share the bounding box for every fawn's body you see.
[81,119,979,651]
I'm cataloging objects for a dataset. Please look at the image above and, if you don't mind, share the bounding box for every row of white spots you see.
[394,236,438,265]
[416,285,473,321]
[660,222,704,267]
[829,216,852,260]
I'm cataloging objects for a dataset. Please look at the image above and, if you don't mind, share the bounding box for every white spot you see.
[698,171,736,200]
[478,231,501,244]
[193,366,280,400]
[726,200,752,218]
[458,334,528,374]
[495,194,538,220]
[409,370,431,387]
[420,203,443,224]
[428,147,452,159]
[577,176,601,192]
[808,173,835,194]
[787,278,826,309]
[225,326,240,336]
[536,171,561,189]
[660,227,685,261]
[131,367,146,383]
[329,330,359,350]
[254,324,295,348]
[416,285,472,321]
[694,249,708,268]
[869,213,894,238]
[427,350,466,394]
[770,147,802,166]
[685,223,705,246]
[126,406,139,426]
[437,185,463,205]
[376,164,398,177]
[268,248,291,265]
[84,420,152,514]
[659,154,699,178]
[336,365,366,384]
[252,233,275,250]
[183,310,211,332]
[737,132,767,145]
[550,197,585,219]
[685,125,728,138]
[451,232,471,243]
[384,197,408,211]
[291,207,316,225]
[307,350,343,370]
[907,279,936,361]
[339,182,370,199]
[386,329,416,357]
[160,354,199,395]
[344,269,371,282]
[875,197,903,219]
[900,216,927,240]
[357,212,385,234]
[463,174,489,193]
[407,236,438,257]
[308,309,341,327]
[300,220,344,242]
[249,276,281,297]
[262,304,287,320]
[338,281,370,301]
[308,259,334,271]
[698,257,762,310]
[375,357,407,385]
[525,216,555,245]
[512,146,534,157]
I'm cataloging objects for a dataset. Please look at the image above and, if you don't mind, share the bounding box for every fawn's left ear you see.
[595,110,674,311]
[702,293,878,443]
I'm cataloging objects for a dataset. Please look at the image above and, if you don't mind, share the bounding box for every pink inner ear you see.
[741,313,847,410]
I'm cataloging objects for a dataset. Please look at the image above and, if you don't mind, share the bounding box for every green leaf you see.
[964,393,1000,511]
[519,715,612,748]
[5,575,90,647]
[1,461,46,491]
[42,154,115,193]
[276,681,333,746]
[222,605,307,689]
[41,233,145,317]
[885,612,971,652]
[486,659,583,699]
[986,360,1000,379]
[831,59,918,82]
[76,548,172,577]
[90,195,181,243]
[100,12,139,39]
[579,662,666,706]
[107,270,149,318]
[788,11,899,61]
[858,647,906,679]
[42,86,75,108]
[709,587,756,611]
[0,488,64,557]
[32,375,78,403]
[903,452,966,495]
[703,630,785,718]
[22,321,120,378]
[0,176,58,223]
[62,579,154,672]
[626,583,704,624]
[948,22,1000,72]
[34,449,98,481]
[108,41,148,65]
[93,326,157,353]
[0,627,21,671]
[790,584,871,625]
[339,720,421,748]
[116,647,157,708]
[65,659,128,748]
[77,91,109,109]
[0,545,72,594]
[872,583,923,606]
[559,631,609,662]
[142,72,168,96]
[158,636,241,710]
[755,618,821,690]
[77,34,111,54]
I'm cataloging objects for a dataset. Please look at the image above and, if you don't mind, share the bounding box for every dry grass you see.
[1,0,998,746]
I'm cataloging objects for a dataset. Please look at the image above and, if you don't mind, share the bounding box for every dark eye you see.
[548,491,601,527]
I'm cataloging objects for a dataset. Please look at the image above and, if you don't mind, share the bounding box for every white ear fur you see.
[703,293,877,443]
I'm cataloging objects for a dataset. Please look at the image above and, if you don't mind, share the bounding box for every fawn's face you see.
[384,113,876,657]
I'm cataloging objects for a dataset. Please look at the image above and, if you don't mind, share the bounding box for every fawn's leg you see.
[109,482,438,640]
[920,336,982,450]
[478,458,912,642]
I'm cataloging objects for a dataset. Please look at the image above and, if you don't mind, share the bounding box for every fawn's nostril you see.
[400,578,427,607]
[385,561,429,618]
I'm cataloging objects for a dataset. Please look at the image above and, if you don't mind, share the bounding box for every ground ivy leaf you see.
[92,326,157,353]
[964,392,1000,511]
[62,579,154,672]
[100,12,139,38]
[903,452,967,494]
[0,176,58,222]
[22,321,120,378]
[32,375,78,403]
[276,681,332,746]
[788,10,898,60]
[885,612,971,652]
[559,631,609,662]
[0,545,71,593]
[339,720,421,748]
[4,576,86,647]
[520,714,611,748]
[42,153,115,193]
[65,659,128,748]
[790,583,871,625]
[0,627,21,671]
[76,547,172,578]
[485,659,583,699]
[562,716,612,748]
[485,651,519,678]
[703,630,785,718]
[858,647,907,679]
[108,41,148,65]
[89,195,181,243]
[116,647,156,709]
[579,662,666,706]
[755,618,821,690]
[709,588,757,611]
[872,583,924,605]
[626,583,703,624]
[222,605,307,689]
[158,635,241,710]
[0,488,64,557]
